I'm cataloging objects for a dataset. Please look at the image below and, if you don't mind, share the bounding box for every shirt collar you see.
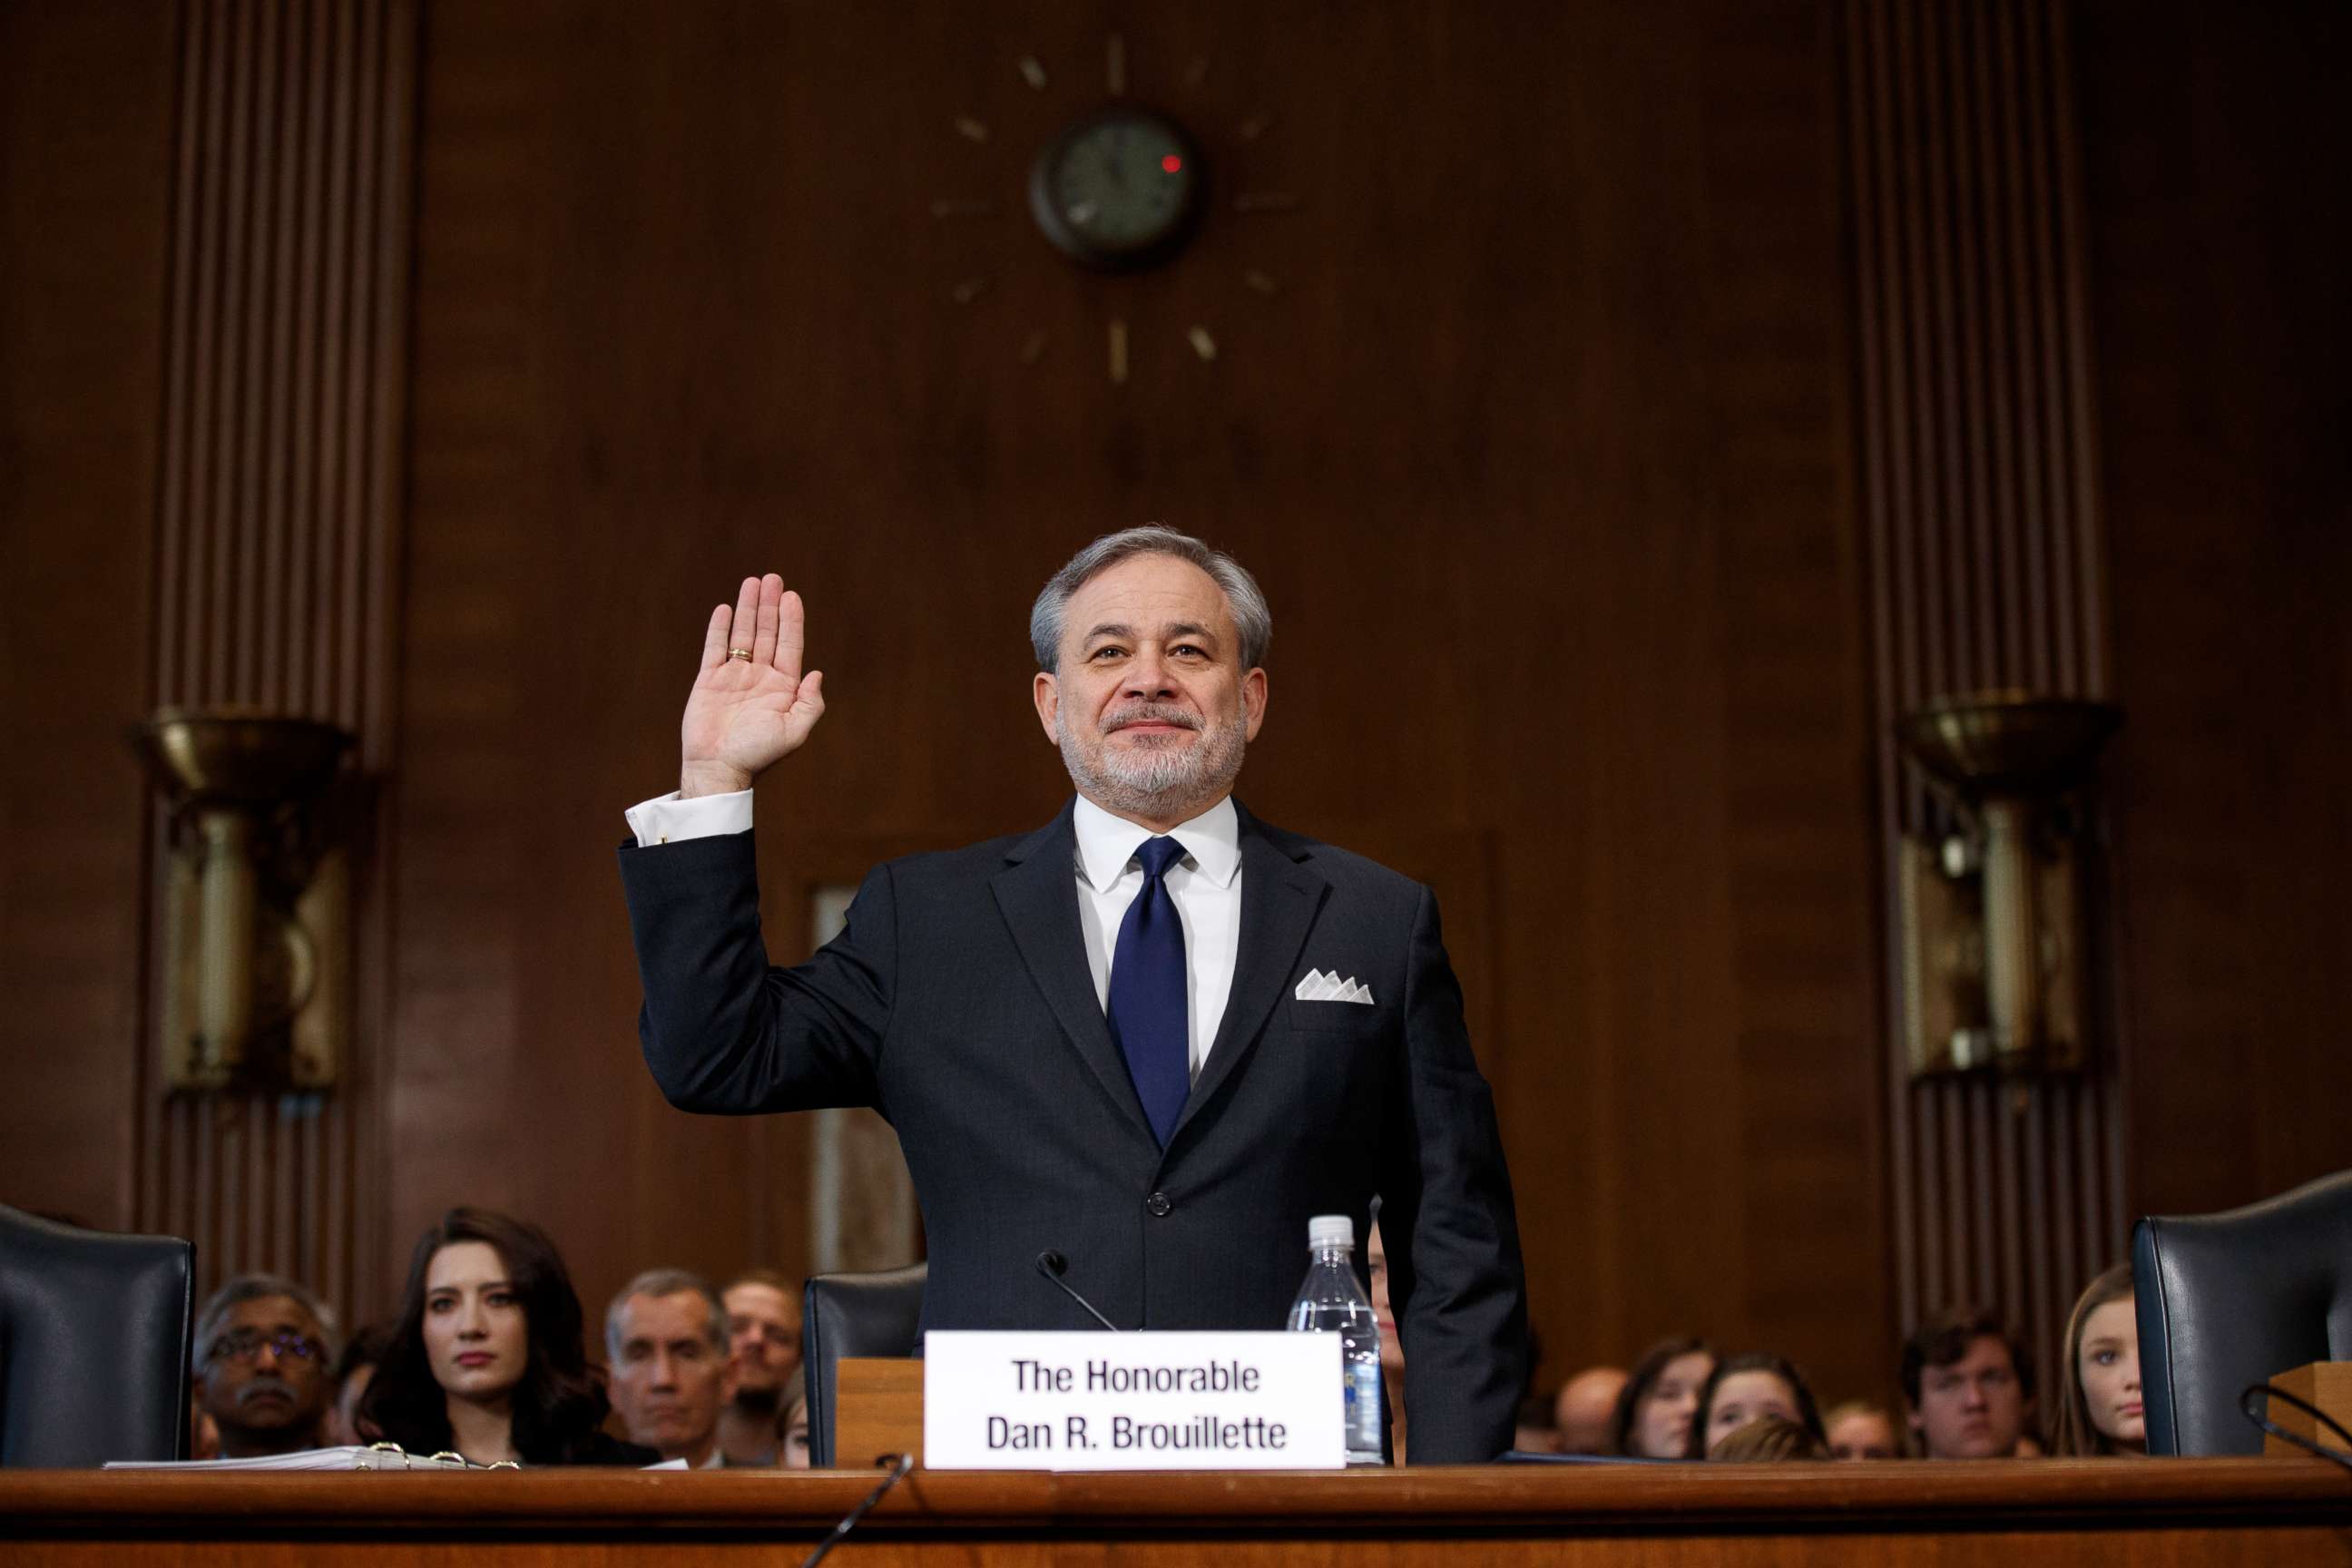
[1072,793,1241,893]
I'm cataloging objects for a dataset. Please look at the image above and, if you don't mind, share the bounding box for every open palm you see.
[679,573,826,797]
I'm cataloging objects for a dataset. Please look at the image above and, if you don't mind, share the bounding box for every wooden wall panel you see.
[2075,0,2352,1221]
[394,0,1885,1400]
[1842,0,2123,1377]
[1694,5,1882,1381]
[387,0,808,1334]
[129,0,417,1318]
[0,0,179,1234]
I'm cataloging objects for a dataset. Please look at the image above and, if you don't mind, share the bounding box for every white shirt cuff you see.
[625,789,753,847]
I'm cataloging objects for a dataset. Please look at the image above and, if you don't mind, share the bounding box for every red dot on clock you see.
[1161,154,1183,174]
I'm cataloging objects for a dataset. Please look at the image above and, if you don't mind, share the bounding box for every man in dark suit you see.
[618,526,1527,1463]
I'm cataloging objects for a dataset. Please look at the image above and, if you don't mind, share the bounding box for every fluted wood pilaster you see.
[135,0,417,1318]
[1844,0,2122,1378]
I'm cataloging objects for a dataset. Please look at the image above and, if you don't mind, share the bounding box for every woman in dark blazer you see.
[358,1206,653,1466]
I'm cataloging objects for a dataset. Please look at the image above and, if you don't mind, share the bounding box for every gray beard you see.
[1057,701,1246,820]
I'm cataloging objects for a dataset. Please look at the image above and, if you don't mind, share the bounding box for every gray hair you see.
[604,1268,730,1364]
[1028,524,1272,673]
[192,1274,341,1374]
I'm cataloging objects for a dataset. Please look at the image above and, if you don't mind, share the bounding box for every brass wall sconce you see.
[132,708,355,1093]
[1896,691,2122,1077]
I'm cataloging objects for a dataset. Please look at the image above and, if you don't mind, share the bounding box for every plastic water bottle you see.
[1285,1213,1385,1465]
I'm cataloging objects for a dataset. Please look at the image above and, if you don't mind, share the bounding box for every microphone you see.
[1035,1250,1123,1332]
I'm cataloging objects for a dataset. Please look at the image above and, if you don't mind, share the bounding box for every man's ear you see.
[1033,670,1062,745]
[1241,667,1269,740]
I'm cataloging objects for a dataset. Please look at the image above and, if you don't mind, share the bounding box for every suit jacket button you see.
[1145,1191,1172,1218]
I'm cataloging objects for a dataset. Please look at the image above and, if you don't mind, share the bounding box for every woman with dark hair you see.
[1607,1337,1717,1458]
[358,1206,654,1465]
[2051,1265,2144,1456]
[1689,1352,1827,1457]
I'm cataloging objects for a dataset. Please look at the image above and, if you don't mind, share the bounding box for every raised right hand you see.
[678,573,826,798]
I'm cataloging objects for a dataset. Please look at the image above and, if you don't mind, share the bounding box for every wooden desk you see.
[3,1459,2347,1565]
[2269,1363,2352,1457]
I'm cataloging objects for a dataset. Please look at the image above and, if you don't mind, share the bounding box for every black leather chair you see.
[0,1204,195,1466]
[2134,1170,2352,1455]
[802,1262,926,1468]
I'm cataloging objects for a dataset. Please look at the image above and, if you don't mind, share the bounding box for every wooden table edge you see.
[4,1459,2348,1536]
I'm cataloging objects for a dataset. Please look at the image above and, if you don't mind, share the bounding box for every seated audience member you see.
[358,1206,655,1465]
[719,1269,803,1465]
[1514,1394,1562,1455]
[1690,1352,1827,1457]
[1553,1366,1630,1455]
[191,1274,340,1457]
[606,1269,739,1467]
[1710,1414,1830,1462]
[1822,1398,1902,1460]
[776,1368,811,1468]
[2051,1265,2144,1457]
[1367,1219,1413,1459]
[1607,1337,1717,1458]
[1512,1326,1560,1454]
[1901,1307,2037,1459]
[328,1323,394,1446]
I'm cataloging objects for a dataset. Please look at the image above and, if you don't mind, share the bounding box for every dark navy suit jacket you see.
[618,796,1528,1463]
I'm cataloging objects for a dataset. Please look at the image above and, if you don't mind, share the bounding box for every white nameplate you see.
[923,1330,1345,1471]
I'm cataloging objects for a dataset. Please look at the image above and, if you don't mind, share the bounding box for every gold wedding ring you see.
[729,647,754,662]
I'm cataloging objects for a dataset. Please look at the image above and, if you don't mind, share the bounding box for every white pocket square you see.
[1295,968,1374,1005]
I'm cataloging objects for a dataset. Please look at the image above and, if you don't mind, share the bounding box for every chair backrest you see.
[0,1204,195,1466]
[801,1262,926,1468]
[2134,1169,2352,1455]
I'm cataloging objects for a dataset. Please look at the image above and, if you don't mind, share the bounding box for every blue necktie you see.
[1108,837,1191,1147]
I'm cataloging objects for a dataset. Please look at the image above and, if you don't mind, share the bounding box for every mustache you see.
[236,1376,297,1408]
[1101,702,1201,734]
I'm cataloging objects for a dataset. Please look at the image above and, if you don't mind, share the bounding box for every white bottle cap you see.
[1308,1214,1355,1250]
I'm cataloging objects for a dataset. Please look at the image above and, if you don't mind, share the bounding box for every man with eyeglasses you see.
[191,1274,341,1458]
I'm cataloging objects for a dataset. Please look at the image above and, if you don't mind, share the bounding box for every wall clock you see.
[932,36,1300,384]
[1027,105,1204,272]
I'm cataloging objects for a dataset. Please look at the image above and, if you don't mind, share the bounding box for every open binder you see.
[105,1442,519,1471]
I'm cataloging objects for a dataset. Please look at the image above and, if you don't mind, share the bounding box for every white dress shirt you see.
[623,789,1245,1082]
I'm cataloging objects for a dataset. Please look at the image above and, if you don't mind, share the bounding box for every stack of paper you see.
[105,1446,473,1471]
